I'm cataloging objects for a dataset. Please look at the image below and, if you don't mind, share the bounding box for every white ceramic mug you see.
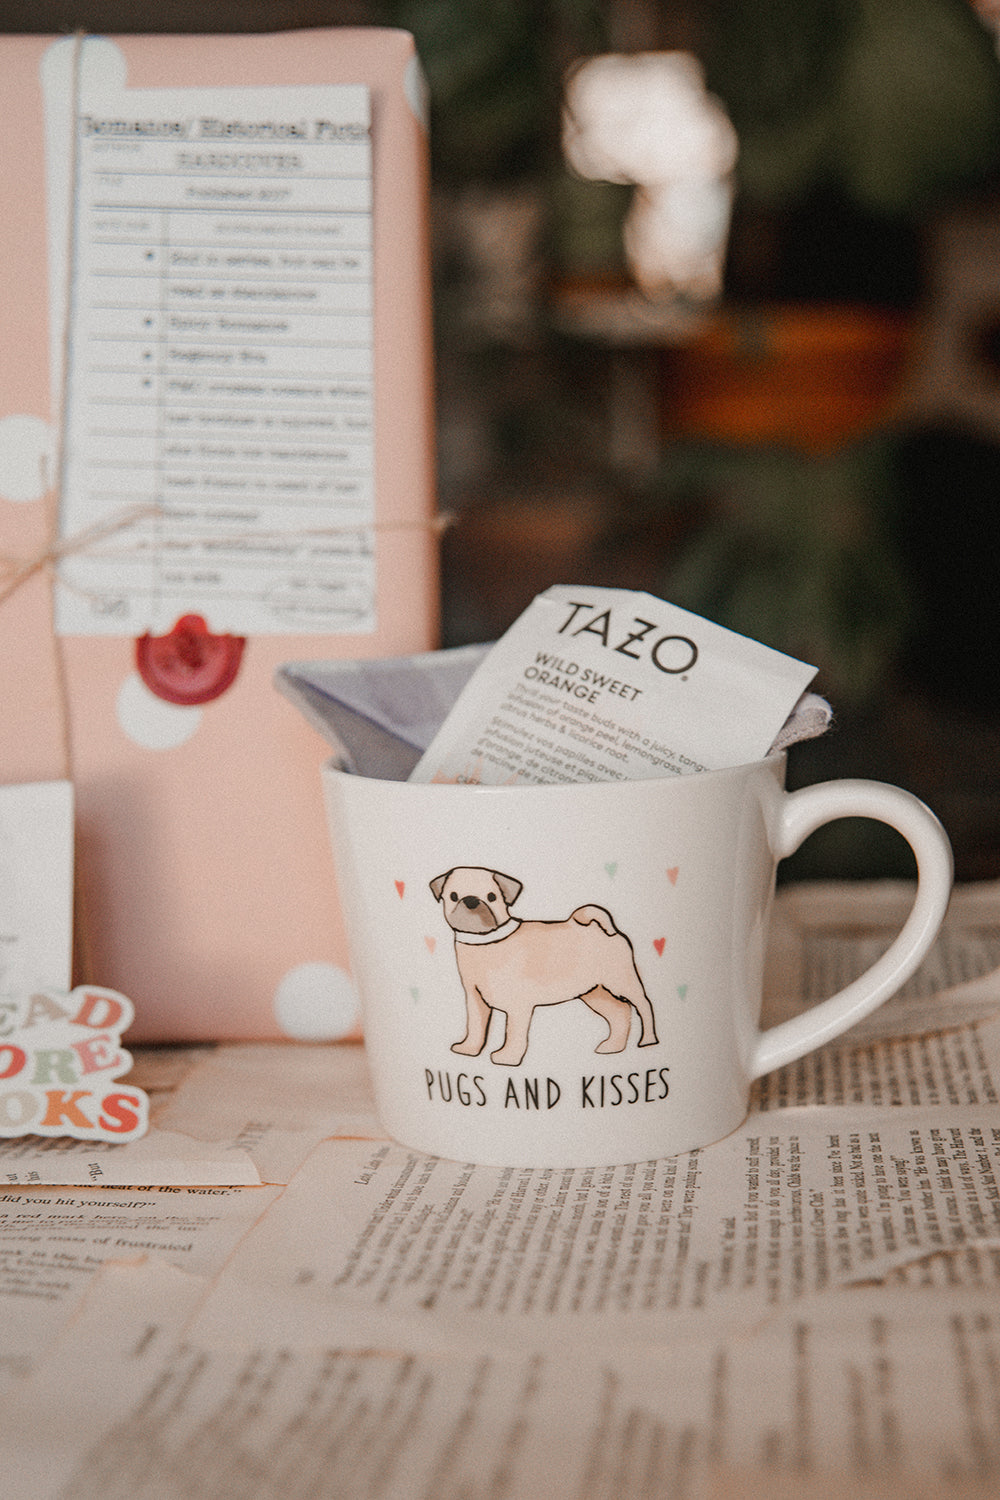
[323,756,953,1167]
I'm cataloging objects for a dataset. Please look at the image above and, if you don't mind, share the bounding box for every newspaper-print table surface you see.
[3,879,1000,1497]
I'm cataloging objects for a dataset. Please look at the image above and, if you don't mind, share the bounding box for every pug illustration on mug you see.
[430,866,658,1066]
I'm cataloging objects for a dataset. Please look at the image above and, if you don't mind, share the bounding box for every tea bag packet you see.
[277,644,491,780]
[409,586,823,786]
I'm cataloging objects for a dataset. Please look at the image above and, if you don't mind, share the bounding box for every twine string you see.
[0,503,161,607]
[1,506,455,610]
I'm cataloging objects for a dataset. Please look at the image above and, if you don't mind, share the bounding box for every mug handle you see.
[751,779,954,1080]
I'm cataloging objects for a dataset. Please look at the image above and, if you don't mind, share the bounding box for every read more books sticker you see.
[0,986,149,1143]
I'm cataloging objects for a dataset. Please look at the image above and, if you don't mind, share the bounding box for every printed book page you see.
[754,1013,1000,1112]
[0,1040,377,1186]
[0,1180,279,1390]
[4,1226,1000,1496]
[0,1128,260,1188]
[2,885,1000,1494]
[0,1036,259,1186]
[152,1039,382,1183]
[187,1107,1000,1355]
[765,878,1000,1041]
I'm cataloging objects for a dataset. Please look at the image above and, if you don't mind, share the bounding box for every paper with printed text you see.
[4,887,1000,1494]
[410,586,818,785]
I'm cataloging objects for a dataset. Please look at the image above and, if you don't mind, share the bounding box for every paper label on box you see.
[44,37,376,636]
[409,587,817,784]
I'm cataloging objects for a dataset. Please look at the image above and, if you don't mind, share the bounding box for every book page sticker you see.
[0,985,149,1143]
[43,36,376,637]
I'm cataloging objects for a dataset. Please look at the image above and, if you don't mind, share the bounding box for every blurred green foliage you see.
[644,435,912,703]
[381,0,609,184]
[702,0,1000,215]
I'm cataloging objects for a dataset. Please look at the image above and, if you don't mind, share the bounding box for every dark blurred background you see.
[7,0,1000,880]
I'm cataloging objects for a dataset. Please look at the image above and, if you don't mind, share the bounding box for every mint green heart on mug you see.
[324,755,952,1168]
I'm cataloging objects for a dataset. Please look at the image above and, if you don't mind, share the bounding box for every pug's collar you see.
[453,917,521,945]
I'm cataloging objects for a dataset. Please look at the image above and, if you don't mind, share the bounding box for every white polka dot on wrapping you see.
[274,962,360,1041]
[116,672,202,750]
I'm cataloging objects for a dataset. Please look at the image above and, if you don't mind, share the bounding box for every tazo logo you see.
[556,598,699,675]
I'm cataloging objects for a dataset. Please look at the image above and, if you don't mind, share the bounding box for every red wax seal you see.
[135,615,246,705]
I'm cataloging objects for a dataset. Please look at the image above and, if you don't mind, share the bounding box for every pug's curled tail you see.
[570,905,618,936]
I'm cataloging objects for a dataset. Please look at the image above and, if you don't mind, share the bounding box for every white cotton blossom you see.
[563,52,738,300]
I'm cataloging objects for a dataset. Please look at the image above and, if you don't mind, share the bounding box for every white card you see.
[0,782,74,1001]
[409,587,818,785]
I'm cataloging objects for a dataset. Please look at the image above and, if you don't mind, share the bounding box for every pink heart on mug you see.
[653,937,666,956]
[424,935,436,954]
[667,867,679,885]
[395,880,405,898]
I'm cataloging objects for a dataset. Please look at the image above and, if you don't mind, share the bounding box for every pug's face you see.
[430,868,523,935]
